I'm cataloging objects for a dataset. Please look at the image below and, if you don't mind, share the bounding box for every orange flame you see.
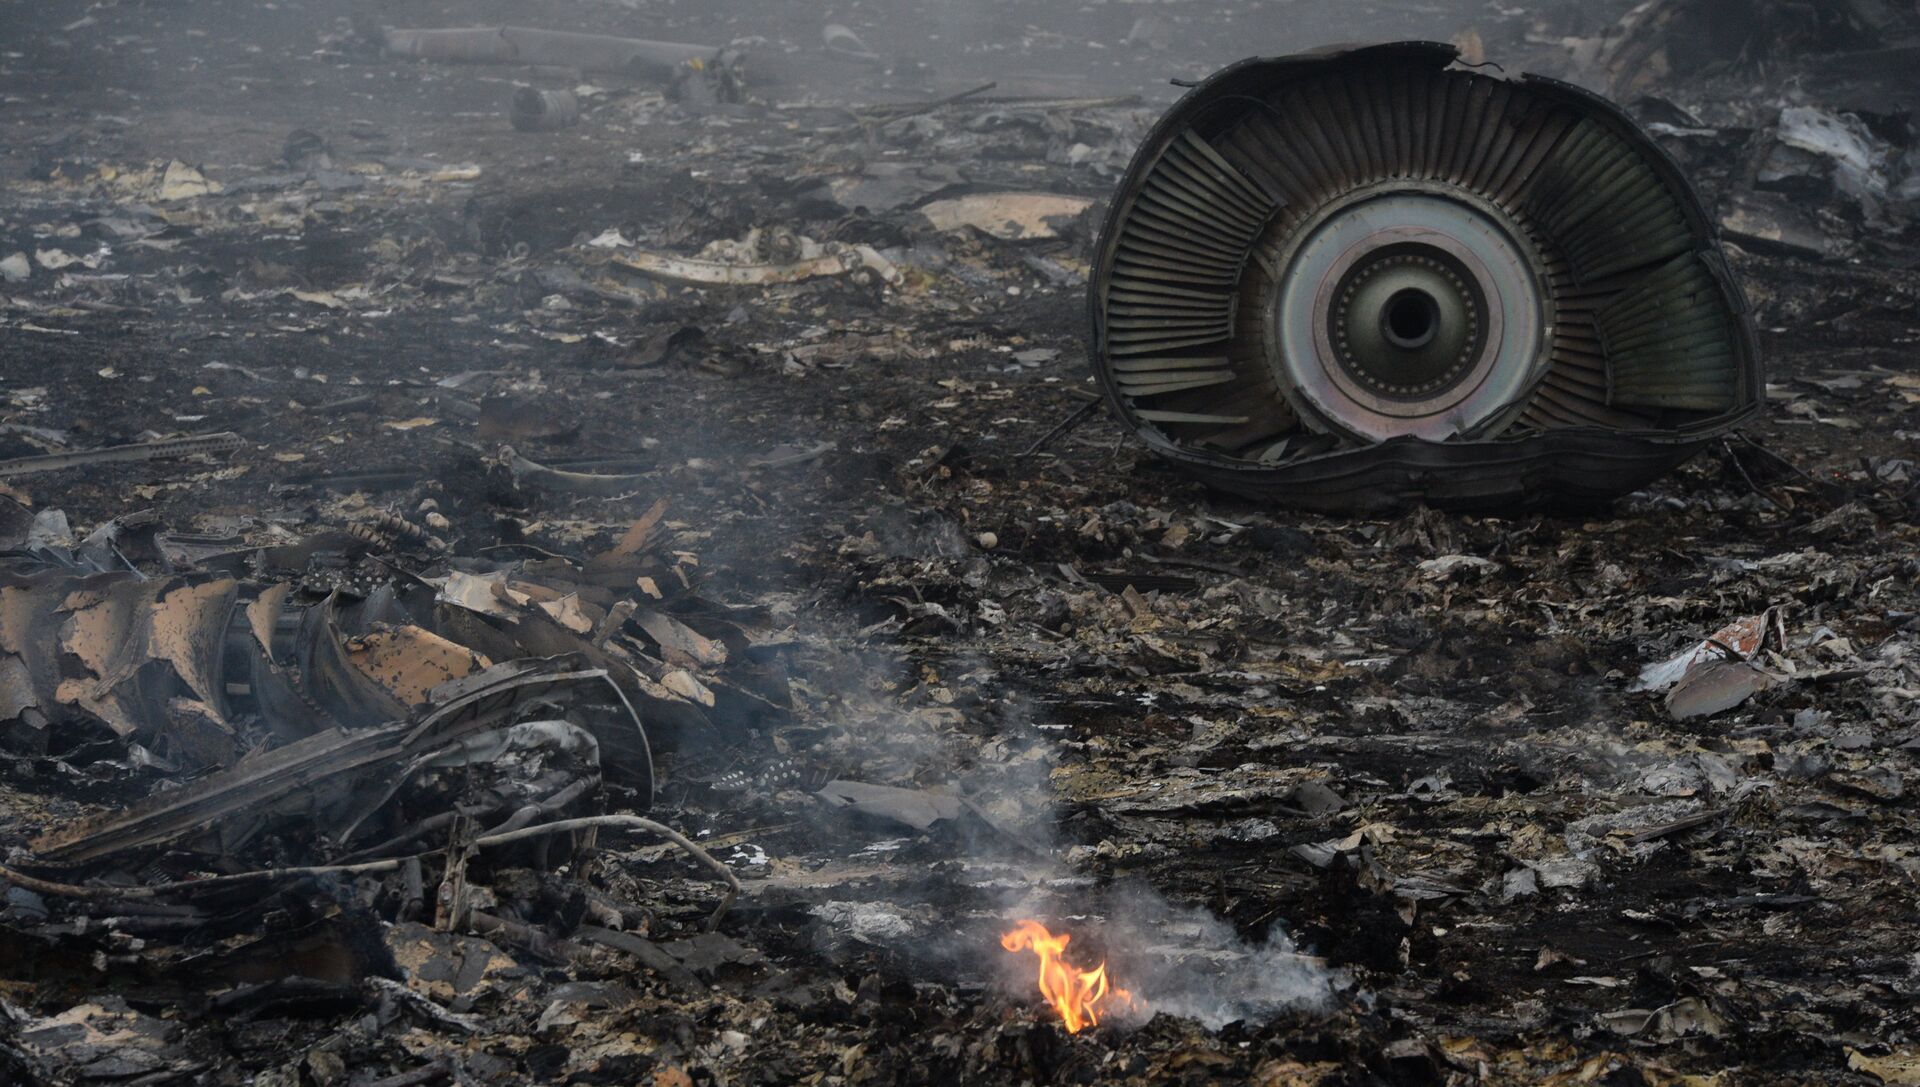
[1000,919,1139,1033]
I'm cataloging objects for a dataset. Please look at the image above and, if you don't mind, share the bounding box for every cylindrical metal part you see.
[1086,42,1761,512]
[510,87,580,132]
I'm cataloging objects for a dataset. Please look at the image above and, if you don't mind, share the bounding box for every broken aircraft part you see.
[0,498,796,799]
[27,657,638,867]
[0,432,244,479]
[821,23,881,65]
[1088,43,1762,511]
[918,192,1095,241]
[1596,0,1910,101]
[382,26,718,82]
[609,232,901,289]
[510,87,580,132]
[502,446,651,496]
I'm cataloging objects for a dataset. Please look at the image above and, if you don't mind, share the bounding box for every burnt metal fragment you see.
[510,87,579,132]
[381,26,717,80]
[0,432,243,479]
[27,658,642,866]
[1088,43,1762,511]
[282,128,329,170]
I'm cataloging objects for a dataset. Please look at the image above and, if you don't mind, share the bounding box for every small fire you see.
[1000,919,1140,1033]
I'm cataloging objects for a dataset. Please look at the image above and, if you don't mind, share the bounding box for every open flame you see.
[1000,919,1140,1033]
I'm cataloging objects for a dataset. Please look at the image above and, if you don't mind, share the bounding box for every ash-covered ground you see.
[2,1,1918,1084]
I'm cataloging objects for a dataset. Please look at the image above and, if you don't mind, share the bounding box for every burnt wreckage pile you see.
[0,499,765,1001]
[1090,43,1762,510]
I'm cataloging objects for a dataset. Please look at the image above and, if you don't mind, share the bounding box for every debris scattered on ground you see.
[918,192,1095,240]
[2,2,1918,1083]
[604,227,901,288]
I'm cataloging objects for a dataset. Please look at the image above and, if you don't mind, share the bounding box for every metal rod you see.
[0,432,243,478]
[1020,397,1104,458]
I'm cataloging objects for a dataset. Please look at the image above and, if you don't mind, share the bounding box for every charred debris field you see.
[1,1,1919,1084]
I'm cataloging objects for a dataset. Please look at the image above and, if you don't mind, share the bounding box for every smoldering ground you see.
[1,1,1918,1085]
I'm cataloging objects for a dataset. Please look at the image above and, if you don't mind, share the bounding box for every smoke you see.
[778,556,1341,1030]
[782,607,1341,1029]
[922,685,1340,1028]
[992,877,1339,1031]
[1103,883,1337,1027]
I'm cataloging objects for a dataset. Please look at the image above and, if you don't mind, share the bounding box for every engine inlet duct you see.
[1088,43,1762,512]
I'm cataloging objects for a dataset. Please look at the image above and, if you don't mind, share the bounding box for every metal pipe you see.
[510,87,579,132]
